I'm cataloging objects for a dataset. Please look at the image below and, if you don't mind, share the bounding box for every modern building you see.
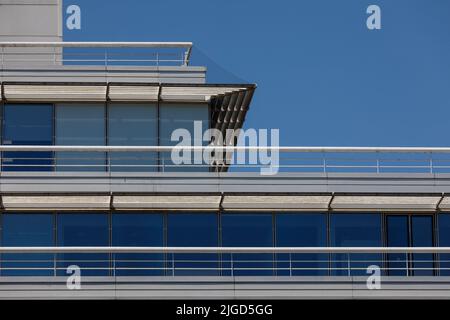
[1,0,450,300]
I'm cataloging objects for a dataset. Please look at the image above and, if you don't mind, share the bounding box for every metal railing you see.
[0,246,448,276]
[0,42,193,67]
[1,145,450,173]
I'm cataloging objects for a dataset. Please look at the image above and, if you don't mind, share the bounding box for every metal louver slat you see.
[4,84,107,102]
[2,195,111,210]
[222,195,332,211]
[108,85,159,101]
[331,195,441,212]
[113,195,221,210]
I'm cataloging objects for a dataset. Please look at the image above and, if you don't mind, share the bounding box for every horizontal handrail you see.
[0,42,193,66]
[0,145,450,153]
[1,145,450,174]
[0,247,449,253]
[0,42,192,48]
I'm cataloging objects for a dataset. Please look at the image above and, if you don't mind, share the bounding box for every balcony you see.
[0,246,450,299]
[0,41,205,83]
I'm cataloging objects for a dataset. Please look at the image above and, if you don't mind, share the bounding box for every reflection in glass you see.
[330,213,382,276]
[108,104,157,172]
[160,103,209,172]
[56,103,106,171]
[2,104,53,171]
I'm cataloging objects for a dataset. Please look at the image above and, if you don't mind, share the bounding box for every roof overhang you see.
[0,82,256,139]
[0,82,255,103]
[0,193,447,212]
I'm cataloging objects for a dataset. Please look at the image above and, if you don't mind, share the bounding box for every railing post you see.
[231,253,234,277]
[107,151,111,172]
[347,253,351,276]
[172,254,175,276]
[289,253,292,277]
[406,253,409,277]
[112,254,116,277]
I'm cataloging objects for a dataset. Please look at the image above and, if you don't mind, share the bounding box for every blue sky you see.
[63,0,450,147]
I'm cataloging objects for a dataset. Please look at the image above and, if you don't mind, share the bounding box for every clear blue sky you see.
[63,0,450,147]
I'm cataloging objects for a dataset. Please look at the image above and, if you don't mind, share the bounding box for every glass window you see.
[411,216,434,276]
[276,213,327,276]
[387,215,434,276]
[221,214,273,276]
[160,103,209,172]
[330,213,382,276]
[1,214,54,276]
[56,213,109,276]
[167,213,218,275]
[108,103,157,172]
[112,213,164,276]
[55,104,106,171]
[439,214,450,275]
[386,215,409,276]
[2,104,53,171]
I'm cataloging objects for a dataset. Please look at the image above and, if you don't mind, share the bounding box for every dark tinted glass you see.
[411,215,434,275]
[221,214,273,276]
[330,213,382,275]
[112,213,164,275]
[276,213,327,275]
[387,215,409,275]
[2,104,53,171]
[439,214,450,275]
[167,213,218,275]
[57,213,109,276]
[1,214,54,276]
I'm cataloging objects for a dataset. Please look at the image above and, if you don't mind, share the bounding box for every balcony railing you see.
[0,246,448,277]
[1,145,450,173]
[0,41,193,67]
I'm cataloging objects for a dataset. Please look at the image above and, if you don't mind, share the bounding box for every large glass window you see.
[387,215,434,276]
[167,213,218,275]
[221,214,273,276]
[108,104,157,172]
[112,213,164,276]
[56,213,109,276]
[55,104,106,171]
[439,214,450,275]
[411,216,434,276]
[1,214,54,276]
[386,215,409,276]
[330,213,382,276]
[160,103,209,172]
[2,104,53,171]
[276,213,327,276]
